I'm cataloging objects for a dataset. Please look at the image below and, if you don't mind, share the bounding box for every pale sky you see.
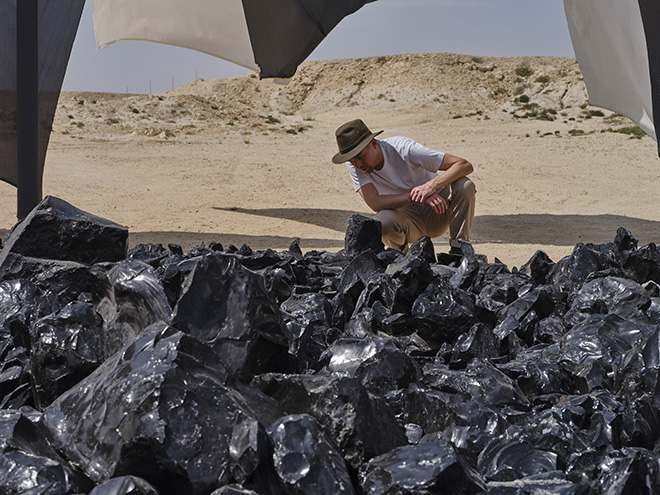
[62,0,575,94]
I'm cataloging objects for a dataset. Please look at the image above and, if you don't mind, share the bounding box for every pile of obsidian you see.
[1,196,660,495]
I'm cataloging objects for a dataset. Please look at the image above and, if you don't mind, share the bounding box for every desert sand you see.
[1,53,658,269]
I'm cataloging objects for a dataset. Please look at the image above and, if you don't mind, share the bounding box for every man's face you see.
[349,140,379,173]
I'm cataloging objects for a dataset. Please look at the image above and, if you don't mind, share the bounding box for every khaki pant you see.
[375,177,476,251]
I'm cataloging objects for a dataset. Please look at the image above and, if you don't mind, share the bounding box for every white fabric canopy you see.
[92,0,258,71]
[92,0,375,79]
[564,0,656,141]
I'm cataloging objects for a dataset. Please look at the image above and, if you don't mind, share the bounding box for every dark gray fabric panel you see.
[242,0,376,78]
[0,0,84,188]
[0,0,18,186]
[638,0,660,154]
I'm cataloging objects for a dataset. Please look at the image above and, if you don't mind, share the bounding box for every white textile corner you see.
[564,0,655,140]
[91,0,259,72]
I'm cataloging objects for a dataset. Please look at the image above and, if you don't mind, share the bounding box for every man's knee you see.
[451,177,476,201]
[375,209,399,235]
[375,209,409,250]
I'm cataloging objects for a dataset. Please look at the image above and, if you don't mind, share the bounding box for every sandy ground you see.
[1,53,659,270]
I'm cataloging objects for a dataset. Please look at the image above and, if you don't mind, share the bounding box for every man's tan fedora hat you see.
[332,119,383,164]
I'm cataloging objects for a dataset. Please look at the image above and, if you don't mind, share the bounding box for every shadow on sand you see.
[212,207,358,233]
[213,207,660,247]
[473,214,660,246]
[5,212,657,255]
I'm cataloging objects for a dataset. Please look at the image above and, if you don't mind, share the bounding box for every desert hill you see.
[54,53,628,141]
[2,53,656,269]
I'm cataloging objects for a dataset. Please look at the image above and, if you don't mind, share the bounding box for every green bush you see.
[537,109,556,121]
[515,64,533,77]
[613,126,645,139]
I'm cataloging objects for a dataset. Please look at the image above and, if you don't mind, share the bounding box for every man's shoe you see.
[449,246,463,256]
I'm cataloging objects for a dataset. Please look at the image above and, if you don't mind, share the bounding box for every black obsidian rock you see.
[0,279,39,409]
[4,198,660,494]
[228,414,273,489]
[267,414,355,494]
[0,195,127,265]
[359,439,485,494]
[88,476,159,495]
[411,276,475,346]
[449,240,481,291]
[171,252,294,381]
[387,385,467,436]
[344,214,384,258]
[0,409,92,494]
[597,448,660,494]
[260,263,297,305]
[319,336,420,395]
[484,472,591,494]
[622,242,660,285]
[548,242,615,294]
[281,292,334,370]
[336,250,384,302]
[102,259,172,356]
[353,346,420,395]
[320,335,396,375]
[126,243,172,268]
[30,301,105,409]
[519,250,555,285]
[477,436,558,482]
[251,373,408,470]
[450,322,500,364]
[33,259,110,311]
[493,285,557,346]
[563,275,651,326]
[477,273,525,315]
[211,486,262,495]
[384,251,434,313]
[41,323,283,495]
[406,235,437,264]
[559,314,654,393]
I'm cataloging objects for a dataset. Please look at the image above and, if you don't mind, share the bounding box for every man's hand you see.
[424,192,448,214]
[410,182,436,204]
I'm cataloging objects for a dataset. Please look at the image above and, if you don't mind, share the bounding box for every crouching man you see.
[332,119,476,254]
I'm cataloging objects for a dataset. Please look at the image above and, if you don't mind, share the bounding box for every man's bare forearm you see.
[428,159,473,190]
[358,185,411,212]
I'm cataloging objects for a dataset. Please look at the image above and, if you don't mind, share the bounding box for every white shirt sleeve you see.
[346,163,372,192]
[400,139,445,173]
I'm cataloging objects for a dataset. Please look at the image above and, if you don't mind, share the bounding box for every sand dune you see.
[1,53,657,269]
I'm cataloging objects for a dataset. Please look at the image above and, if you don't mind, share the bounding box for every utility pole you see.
[16,0,41,219]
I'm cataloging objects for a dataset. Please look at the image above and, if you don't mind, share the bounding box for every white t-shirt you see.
[345,136,445,194]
